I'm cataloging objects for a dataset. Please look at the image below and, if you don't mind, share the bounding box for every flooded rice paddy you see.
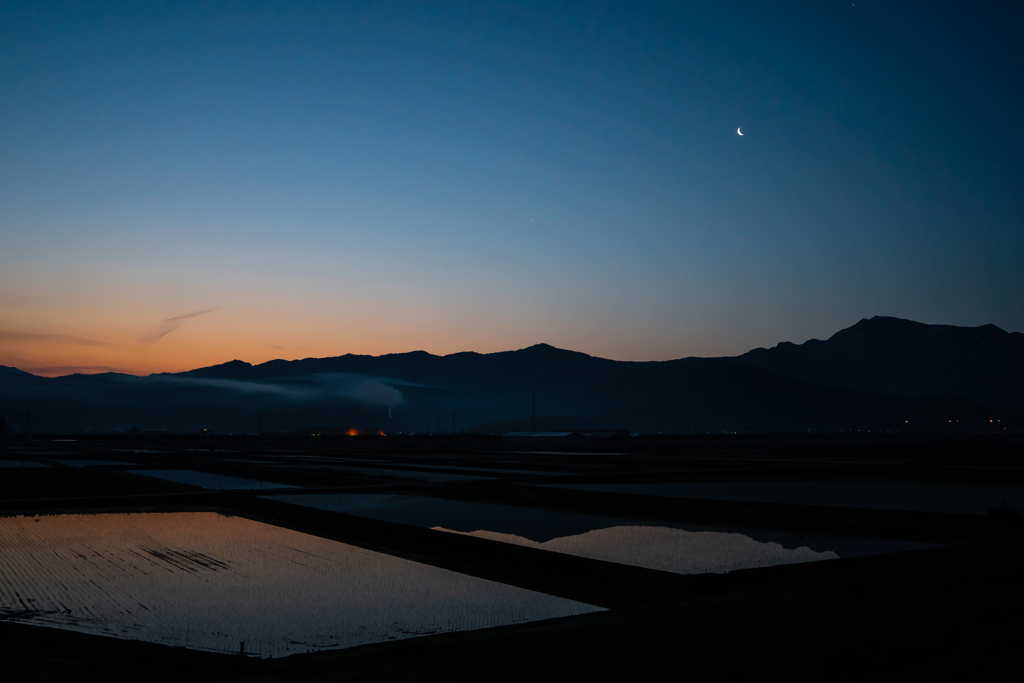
[419,466,568,477]
[439,526,838,573]
[361,463,569,477]
[279,464,487,483]
[130,470,294,491]
[0,512,602,657]
[545,480,1024,515]
[270,493,938,574]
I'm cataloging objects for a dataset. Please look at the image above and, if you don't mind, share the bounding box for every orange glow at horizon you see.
[0,302,749,377]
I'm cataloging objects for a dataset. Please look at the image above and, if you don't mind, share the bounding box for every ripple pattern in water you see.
[0,512,602,657]
[436,525,839,574]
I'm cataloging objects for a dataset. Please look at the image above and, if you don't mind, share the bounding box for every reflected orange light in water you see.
[0,511,601,656]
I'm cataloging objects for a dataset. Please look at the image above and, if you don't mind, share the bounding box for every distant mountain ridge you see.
[172,342,635,394]
[1,317,1020,433]
[736,316,1024,411]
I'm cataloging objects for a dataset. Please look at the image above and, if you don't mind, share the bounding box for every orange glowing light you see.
[345,428,385,436]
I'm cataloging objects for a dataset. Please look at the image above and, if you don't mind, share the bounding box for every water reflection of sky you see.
[0,512,601,657]
[0,460,49,468]
[279,464,487,483]
[438,526,839,574]
[53,460,131,468]
[269,493,939,573]
[543,480,1024,515]
[232,457,562,478]
[366,463,569,476]
[130,469,294,491]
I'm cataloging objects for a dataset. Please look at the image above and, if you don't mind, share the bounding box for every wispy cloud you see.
[152,372,410,412]
[0,330,111,346]
[141,309,218,344]
[0,348,124,377]
[154,375,307,398]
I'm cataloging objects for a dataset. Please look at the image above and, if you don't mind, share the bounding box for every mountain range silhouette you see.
[2,316,1021,434]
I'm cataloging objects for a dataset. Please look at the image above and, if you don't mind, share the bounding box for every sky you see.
[1,0,1022,376]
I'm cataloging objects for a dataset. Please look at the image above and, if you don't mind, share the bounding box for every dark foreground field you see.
[1,433,1021,682]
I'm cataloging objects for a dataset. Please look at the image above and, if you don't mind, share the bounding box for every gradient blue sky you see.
[1,0,1022,375]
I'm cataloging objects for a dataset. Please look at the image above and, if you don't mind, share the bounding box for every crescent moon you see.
[737,127,743,136]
